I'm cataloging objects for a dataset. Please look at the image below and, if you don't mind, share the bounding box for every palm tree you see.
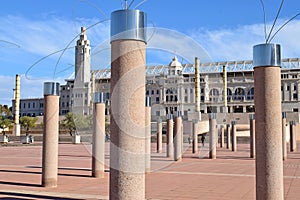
[20,116,38,136]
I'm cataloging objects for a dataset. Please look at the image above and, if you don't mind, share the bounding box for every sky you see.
[1,0,300,106]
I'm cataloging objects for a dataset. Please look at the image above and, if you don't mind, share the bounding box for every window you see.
[293,93,298,100]
[151,90,154,95]
[156,111,160,116]
[40,103,43,108]
[156,97,159,103]
[146,90,149,95]
[287,86,290,91]
[23,103,26,108]
[294,85,297,91]
[156,90,159,94]
[28,103,30,108]
[184,96,188,103]
[33,102,35,108]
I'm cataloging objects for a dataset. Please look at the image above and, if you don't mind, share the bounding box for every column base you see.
[42,178,57,188]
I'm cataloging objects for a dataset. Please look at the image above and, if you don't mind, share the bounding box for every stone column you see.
[156,119,163,153]
[220,125,225,148]
[290,121,297,152]
[109,9,147,200]
[166,115,174,159]
[13,74,21,136]
[145,97,151,173]
[250,114,255,158]
[174,113,182,161]
[253,43,284,200]
[92,92,105,178]
[282,112,287,160]
[231,121,237,152]
[226,124,231,149]
[41,82,60,188]
[192,120,199,154]
[209,113,217,159]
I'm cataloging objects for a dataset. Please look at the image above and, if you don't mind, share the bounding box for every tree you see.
[20,116,38,136]
[0,104,12,118]
[0,117,13,135]
[61,112,76,136]
[61,112,92,136]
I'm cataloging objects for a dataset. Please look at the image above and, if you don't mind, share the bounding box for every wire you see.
[134,0,147,9]
[0,40,20,48]
[266,0,285,43]
[268,12,300,43]
[128,0,136,9]
[25,46,75,80]
[259,0,267,43]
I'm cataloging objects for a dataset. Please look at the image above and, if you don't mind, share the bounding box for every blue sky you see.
[1,0,300,105]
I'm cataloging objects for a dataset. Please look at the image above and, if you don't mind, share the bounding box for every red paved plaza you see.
[0,142,299,199]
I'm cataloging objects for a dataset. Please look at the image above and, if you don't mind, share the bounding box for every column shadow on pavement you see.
[0,191,78,200]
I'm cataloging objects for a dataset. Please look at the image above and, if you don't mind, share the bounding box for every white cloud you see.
[189,19,300,62]
[0,15,110,106]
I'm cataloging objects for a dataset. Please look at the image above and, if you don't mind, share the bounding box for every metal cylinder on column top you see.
[42,82,60,188]
[174,112,182,161]
[145,96,151,173]
[192,119,199,154]
[166,114,174,158]
[290,121,297,152]
[282,112,287,160]
[253,43,283,200]
[92,92,105,178]
[231,121,237,152]
[249,114,256,158]
[109,9,147,200]
[209,113,217,159]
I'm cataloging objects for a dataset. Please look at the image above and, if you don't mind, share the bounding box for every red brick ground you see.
[0,142,299,199]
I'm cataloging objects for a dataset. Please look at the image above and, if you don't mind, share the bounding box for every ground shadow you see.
[0,191,78,200]
[26,166,91,172]
[0,181,41,187]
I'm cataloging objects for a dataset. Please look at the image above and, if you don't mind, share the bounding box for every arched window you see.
[209,88,219,102]
[234,88,245,100]
[247,88,254,100]
[209,88,219,96]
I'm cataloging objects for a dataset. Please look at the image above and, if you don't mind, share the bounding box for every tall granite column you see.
[145,97,151,173]
[282,112,287,160]
[174,112,182,161]
[192,120,199,154]
[110,9,147,200]
[41,82,60,188]
[290,121,297,152]
[92,92,105,178]
[226,124,231,149]
[254,43,284,200]
[209,113,217,159]
[231,121,237,152]
[156,118,163,153]
[250,114,255,158]
[166,115,174,158]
